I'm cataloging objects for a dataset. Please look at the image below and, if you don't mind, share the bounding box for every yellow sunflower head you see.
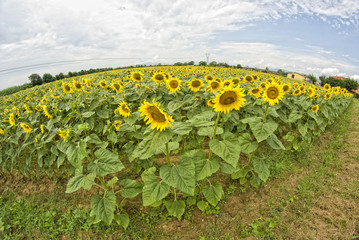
[20,123,32,134]
[311,105,319,113]
[152,72,167,84]
[205,75,214,82]
[307,87,315,97]
[248,87,262,98]
[293,89,301,96]
[313,94,320,100]
[58,129,70,141]
[266,78,273,84]
[99,80,108,88]
[323,83,331,91]
[206,80,222,93]
[259,82,267,89]
[0,128,5,135]
[114,120,123,131]
[138,100,174,132]
[187,78,204,92]
[118,101,131,117]
[263,82,284,105]
[131,72,143,82]
[166,77,182,93]
[62,82,74,94]
[9,113,15,126]
[282,83,291,93]
[213,86,246,114]
[222,79,233,88]
[231,78,241,85]
[73,79,83,91]
[207,99,216,107]
[244,75,254,83]
[40,124,44,134]
[111,82,122,93]
[324,92,332,100]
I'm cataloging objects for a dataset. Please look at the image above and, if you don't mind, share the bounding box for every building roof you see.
[330,76,346,81]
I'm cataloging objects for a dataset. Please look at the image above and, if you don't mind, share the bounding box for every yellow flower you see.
[323,83,331,91]
[58,129,70,141]
[311,105,319,113]
[248,87,262,98]
[244,75,254,83]
[40,124,44,134]
[111,82,122,93]
[62,82,74,93]
[23,104,33,113]
[35,138,38,143]
[263,82,284,105]
[114,120,123,131]
[282,83,291,93]
[9,113,15,126]
[118,101,131,117]
[41,105,53,119]
[307,87,315,98]
[131,72,143,82]
[13,107,20,117]
[213,86,246,114]
[99,80,108,88]
[152,72,167,84]
[166,77,182,93]
[204,75,214,82]
[207,99,216,107]
[206,80,222,93]
[292,89,301,96]
[324,92,332,100]
[73,79,83,91]
[187,78,204,92]
[138,99,174,132]
[20,123,32,134]
[313,94,320,100]
[0,128,5,134]
[222,79,233,88]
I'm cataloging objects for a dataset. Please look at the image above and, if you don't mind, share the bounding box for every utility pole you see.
[205,53,210,64]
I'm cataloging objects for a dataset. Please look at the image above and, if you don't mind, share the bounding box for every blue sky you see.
[1,0,359,90]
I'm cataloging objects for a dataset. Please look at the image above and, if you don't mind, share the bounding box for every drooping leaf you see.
[203,182,224,206]
[90,191,116,225]
[194,157,220,181]
[209,139,240,168]
[66,173,96,193]
[114,214,130,230]
[165,200,186,218]
[253,158,270,182]
[141,167,170,206]
[247,118,278,143]
[120,179,143,199]
[266,134,285,150]
[88,149,124,176]
[238,133,258,154]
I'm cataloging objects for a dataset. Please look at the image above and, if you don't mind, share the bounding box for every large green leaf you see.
[238,133,258,154]
[88,149,124,176]
[141,167,170,206]
[114,214,130,230]
[287,110,302,123]
[298,123,308,137]
[253,158,270,182]
[82,111,95,118]
[247,117,278,143]
[198,126,223,137]
[91,191,116,225]
[171,122,193,135]
[120,179,143,199]
[203,182,224,206]
[266,134,285,150]
[165,200,186,218]
[65,141,87,169]
[160,156,196,195]
[194,157,220,181]
[187,110,215,127]
[209,139,240,168]
[66,173,96,193]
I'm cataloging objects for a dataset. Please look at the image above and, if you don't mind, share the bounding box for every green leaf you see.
[141,167,170,206]
[107,132,118,144]
[124,112,140,126]
[66,173,96,193]
[107,177,119,187]
[171,122,193,135]
[120,179,143,198]
[238,133,258,154]
[247,118,278,143]
[88,149,124,176]
[203,182,224,206]
[82,111,95,118]
[165,200,186,218]
[160,156,196,195]
[194,157,220,181]
[97,109,109,119]
[187,110,215,127]
[154,142,180,155]
[253,158,270,182]
[84,133,103,145]
[65,141,87,169]
[266,134,285,150]
[197,201,209,212]
[231,167,249,180]
[114,214,130,230]
[91,191,116,225]
[298,123,308,137]
[250,175,261,188]
[287,110,302,123]
[198,126,223,137]
[167,101,183,113]
[209,139,240,168]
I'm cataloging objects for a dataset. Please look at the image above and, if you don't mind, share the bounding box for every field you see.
[0,66,357,239]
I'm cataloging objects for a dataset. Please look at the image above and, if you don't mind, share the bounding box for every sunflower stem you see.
[176,93,182,121]
[263,102,269,123]
[165,142,171,166]
[173,187,177,201]
[208,112,221,160]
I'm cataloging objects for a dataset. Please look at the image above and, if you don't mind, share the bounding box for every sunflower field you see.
[0,66,353,228]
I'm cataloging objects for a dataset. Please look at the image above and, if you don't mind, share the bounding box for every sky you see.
[1,0,359,90]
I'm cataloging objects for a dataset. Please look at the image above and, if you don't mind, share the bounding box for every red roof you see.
[331,76,346,81]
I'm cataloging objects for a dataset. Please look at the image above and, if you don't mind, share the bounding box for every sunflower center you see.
[211,82,219,89]
[121,105,129,113]
[114,84,120,90]
[267,87,279,99]
[148,106,166,122]
[207,76,213,81]
[252,89,259,94]
[133,73,141,81]
[192,80,201,88]
[65,85,71,91]
[170,80,178,88]
[75,83,82,89]
[155,74,164,81]
[219,91,237,105]
[283,85,289,92]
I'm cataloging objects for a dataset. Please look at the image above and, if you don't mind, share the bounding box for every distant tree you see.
[43,73,54,83]
[236,64,242,69]
[209,61,217,67]
[28,73,43,86]
[218,62,229,67]
[276,69,287,77]
[58,73,65,80]
[319,75,327,83]
[198,61,207,66]
[307,74,318,84]
[188,61,195,65]
[342,78,359,92]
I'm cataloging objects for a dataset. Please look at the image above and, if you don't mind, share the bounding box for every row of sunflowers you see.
[0,66,353,227]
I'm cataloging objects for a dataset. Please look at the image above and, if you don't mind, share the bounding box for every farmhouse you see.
[287,72,306,81]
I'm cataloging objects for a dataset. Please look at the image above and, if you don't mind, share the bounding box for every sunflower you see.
[213,86,246,114]
[111,82,122,93]
[248,87,262,98]
[138,100,174,131]
[131,72,143,82]
[99,80,108,88]
[324,92,332,100]
[41,105,53,119]
[152,72,167,84]
[231,78,241,85]
[259,82,267,89]
[114,120,123,131]
[20,123,32,134]
[40,124,44,134]
[187,78,204,92]
[62,82,74,93]
[313,94,320,100]
[73,79,83,91]
[166,77,182,93]
[282,83,291,93]
[9,113,15,126]
[206,80,222,93]
[0,128,5,134]
[307,87,315,97]
[323,84,331,91]
[205,75,214,82]
[292,89,301,96]
[263,82,284,105]
[244,75,254,83]
[311,105,319,113]
[118,101,131,117]
[222,79,233,87]
[207,99,216,107]
[58,129,70,141]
